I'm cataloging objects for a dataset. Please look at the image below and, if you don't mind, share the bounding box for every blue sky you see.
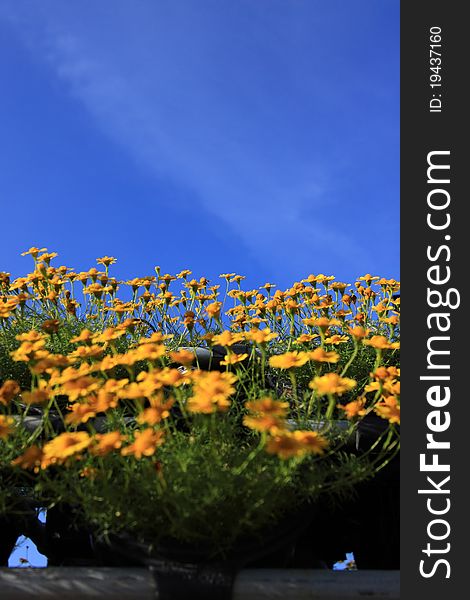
[8,510,48,569]
[0,1,399,291]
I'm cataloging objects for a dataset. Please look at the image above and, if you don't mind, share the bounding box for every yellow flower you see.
[374,397,400,424]
[260,282,276,291]
[220,352,248,365]
[83,283,110,298]
[126,277,143,291]
[118,381,150,400]
[138,332,169,345]
[364,381,380,393]
[137,394,174,425]
[21,247,47,258]
[0,271,11,286]
[269,351,311,369]
[0,380,20,405]
[133,343,166,362]
[266,430,328,459]
[265,432,302,459]
[324,335,349,345]
[309,348,340,363]
[159,273,176,286]
[121,429,165,459]
[292,430,329,455]
[40,319,61,334]
[10,338,46,362]
[42,432,92,464]
[245,397,289,417]
[243,414,285,432]
[380,315,400,325]
[284,298,300,314]
[243,396,288,432]
[0,303,16,319]
[330,282,349,292]
[102,378,129,394]
[230,275,246,284]
[87,267,100,281]
[65,402,97,425]
[49,364,93,386]
[37,252,58,265]
[92,327,127,344]
[169,349,196,366]
[177,269,192,279]
[383,380,400,398]
[183,311,196,329]
[372,366,400,381]
[108,352,141,368]
[295,334,319,344]
[187,393,222,414]
[309,373,357,396]
[301,274,334,285]
[11,446,44,471]
[150,368,186,387]
[205,301,223,319]
[69,345,104,360]
[348,326,369,341]
[337,398,367,419]
[21,388,50,405]
[96,256,117,267]
[59,376,101,401]
[317,274,335,285]
[303,317,341,331]
[192,370,237,395]
[245,317,266,328]
[91,432,125,456]
[360,287,376,300]
[75,271,90,285]
[363,336,400,350]
[115,318,139,333]
[246,327,278,345]
[212,330,244,347]
[70,329,94,345]
[30,353,71,375]
[187,371,237,413]
[186,279,207,295]
[98,356,118,371]
[90,390,119,412]
[0,415,15,439]
[357,274,380,285]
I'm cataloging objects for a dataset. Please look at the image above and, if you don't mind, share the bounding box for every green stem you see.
[325,393,336,420]
[340,340,359,377]
[289,370,301,420]
[233,433,266,476]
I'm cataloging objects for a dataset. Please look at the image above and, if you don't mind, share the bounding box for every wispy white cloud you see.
[1,1,398,279]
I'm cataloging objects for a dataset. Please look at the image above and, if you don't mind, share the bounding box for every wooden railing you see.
[0,567,399,599]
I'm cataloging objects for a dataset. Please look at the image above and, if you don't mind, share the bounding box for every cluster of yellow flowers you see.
[0,248,400,332]
[0,249,399,472]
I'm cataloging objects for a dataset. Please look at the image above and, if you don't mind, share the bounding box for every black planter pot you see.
[32,503,137,567]
[103,504,317,600]
[294,414,400,570]
[43,504,98,566]
[0,485,47,567]
[0,515,21,566]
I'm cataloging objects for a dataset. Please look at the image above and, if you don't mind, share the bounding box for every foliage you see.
[0,249,400,555]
